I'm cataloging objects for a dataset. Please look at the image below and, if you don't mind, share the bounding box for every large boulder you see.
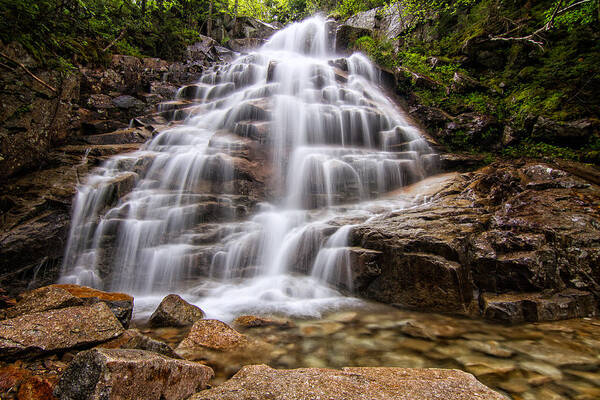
[0,302,124,360]
[149,294,205,328]
[350,161,600,322]
[189,364,505,399]
[53,348,213,400]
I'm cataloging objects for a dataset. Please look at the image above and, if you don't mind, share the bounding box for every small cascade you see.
[59,16,437,320]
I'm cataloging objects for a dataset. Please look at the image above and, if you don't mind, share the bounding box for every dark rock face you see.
[0,302,124,360]
[0,42,80,180]
[149,294,205,328]
[190,364,505,400]
[531,117,599,146]
[53,348,213,400]
[350,161,600,322]
[335,25,373,53]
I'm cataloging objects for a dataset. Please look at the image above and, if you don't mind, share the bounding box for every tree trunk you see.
[207,0,213,37]
[233,0,239,36]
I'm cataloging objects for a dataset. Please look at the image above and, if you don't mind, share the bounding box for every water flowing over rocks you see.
[0,302,123,360]
[53,348,213,400]
[189,364,505,400]
[149,294,205,327]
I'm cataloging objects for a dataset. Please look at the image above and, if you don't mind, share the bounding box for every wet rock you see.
[52,284,134,329]
[53,348,213,400]
[149,294,205,328]
[233,315,293,329]
[481,290,597,323]
[189,364,505,400]
[0,302,124,360]
[1,286,83,319]
[98,329,179,359]
[351,161,600,321]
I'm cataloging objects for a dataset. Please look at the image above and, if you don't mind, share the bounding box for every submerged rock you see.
[0,302,123,360]
[189,364,505,399]
[233,315,294,329]
[149,294,205,328]
[53,348,213,400]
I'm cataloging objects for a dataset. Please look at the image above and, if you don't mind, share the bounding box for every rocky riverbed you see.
[1,285,599,399]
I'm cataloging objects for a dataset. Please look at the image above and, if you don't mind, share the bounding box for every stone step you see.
[79,128,153,146]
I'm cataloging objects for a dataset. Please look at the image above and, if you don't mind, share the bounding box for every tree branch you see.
[102,28,127,53]
[0,51,58,93]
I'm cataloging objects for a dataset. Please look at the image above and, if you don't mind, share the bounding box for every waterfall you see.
[59,16,437,320]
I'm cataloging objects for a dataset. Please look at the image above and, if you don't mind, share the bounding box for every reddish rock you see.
[1,286,83,319]
[0,302,124,360]
[53,348,213,400]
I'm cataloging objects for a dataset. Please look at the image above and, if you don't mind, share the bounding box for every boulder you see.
[0,302,124,360]
[189,364,505,400]
[52,284,134,328]
[53,348,213,400]
[1,286,83,319]
[176,319,248,352]
[149,294,205,328]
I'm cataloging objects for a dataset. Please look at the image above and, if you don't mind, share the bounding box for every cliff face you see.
[0,37,229,294]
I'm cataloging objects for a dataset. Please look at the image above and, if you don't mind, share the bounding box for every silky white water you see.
[59,16,437,321]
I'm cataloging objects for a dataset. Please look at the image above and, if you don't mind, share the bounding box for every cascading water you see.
[60,16,437,320]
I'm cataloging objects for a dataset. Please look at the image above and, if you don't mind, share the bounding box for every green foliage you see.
[547,0,599,29]
[0,0,235,67]
[388,0,478,25]
[335,0,385,19]
[353,36,396,68]
[502,140,581,161]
